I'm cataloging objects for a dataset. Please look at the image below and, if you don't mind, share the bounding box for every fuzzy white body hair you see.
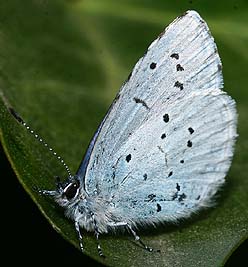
[55,188,135,233]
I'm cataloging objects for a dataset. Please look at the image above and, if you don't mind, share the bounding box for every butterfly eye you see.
[63,181,80,200]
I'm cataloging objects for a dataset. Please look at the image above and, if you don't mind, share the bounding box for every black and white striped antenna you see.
[9,107,72,178]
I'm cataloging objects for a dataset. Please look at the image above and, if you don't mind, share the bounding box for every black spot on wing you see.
[145,194,156,202]
[143,173,148,181]
[150,62,157,69]
[168,171,173,177]
[163,113,169,123]
[176,64,184,71]
[187,140,192,147]
[176,183,180,191]
[178,193,187,202]
[188,127,194,134]
[180,159,184,164]
[170,53,179,60]
[133,97,149,109]
[126,154,132,162]
[156,203,162,212]
[161,133,166,139]
[174,81,184,90]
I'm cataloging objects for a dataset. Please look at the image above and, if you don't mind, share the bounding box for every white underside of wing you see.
[110,89,237,224]
[82,11,237,225]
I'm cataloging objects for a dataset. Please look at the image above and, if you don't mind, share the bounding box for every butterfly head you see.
[57,176,81,205]
[39,175,83,208]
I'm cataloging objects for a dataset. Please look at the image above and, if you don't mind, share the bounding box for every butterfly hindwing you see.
[108,89,236,224]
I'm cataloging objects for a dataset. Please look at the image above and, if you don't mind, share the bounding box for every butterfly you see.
[10,10,237,257]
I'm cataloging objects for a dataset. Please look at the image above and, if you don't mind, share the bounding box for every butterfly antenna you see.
[9,107,72,178]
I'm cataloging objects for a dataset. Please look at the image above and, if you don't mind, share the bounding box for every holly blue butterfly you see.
[10,10,237,257]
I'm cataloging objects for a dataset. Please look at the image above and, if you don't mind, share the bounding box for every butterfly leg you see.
[127,224,153,252]
[90,212,105,258]
[108,221,153,252]
[75,220,84,252]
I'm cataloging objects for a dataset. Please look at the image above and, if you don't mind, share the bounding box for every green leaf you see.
[0,1,247,266]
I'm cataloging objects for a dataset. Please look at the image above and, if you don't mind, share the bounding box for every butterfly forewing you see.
[79,11,237,224]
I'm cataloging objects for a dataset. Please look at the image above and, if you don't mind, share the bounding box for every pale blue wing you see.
[79,11,237,224]
[108,90,236,224]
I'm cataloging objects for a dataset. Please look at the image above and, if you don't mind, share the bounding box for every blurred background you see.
[0,0,247,266]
